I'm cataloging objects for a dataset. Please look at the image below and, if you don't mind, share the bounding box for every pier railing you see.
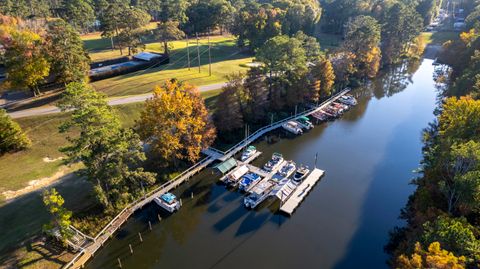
[63,88,350,269]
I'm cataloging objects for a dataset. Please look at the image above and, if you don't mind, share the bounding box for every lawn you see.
[0,93,220,197]
[421,31,459,45]
[90,36,254,97]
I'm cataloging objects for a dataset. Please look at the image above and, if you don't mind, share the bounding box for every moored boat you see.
[241,146,257,161]
[293,165,310,185]
[263,153,284,172]
[295,116,314,130]
[282,121,303,135]
[154,193,181,213]
[279,160,296,178]
[238,173,261,191]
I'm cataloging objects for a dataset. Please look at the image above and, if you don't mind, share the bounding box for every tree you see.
[421,216,480,259]
[278,0,322,36]
[294,31,322,62]
[256,35,308,108]
[0,108,31,154]
[137,80,216,166]
[381,3,423,65]
[44,19,90,84]
[3,28,50,96]
[42,188,73,245]
[61,0,96,33]
[309,57,335,101]
[184,0,234,34]
[396,242,467,269]
[59,82,156,210]
[155,21,185,56]
[213,73,246,133]
[343,15,381,78]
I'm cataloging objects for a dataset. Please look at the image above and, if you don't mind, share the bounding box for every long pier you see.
[63,89,349,269]
[279,168,325,215]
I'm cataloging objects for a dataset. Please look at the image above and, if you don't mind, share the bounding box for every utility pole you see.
[186,35,191,70]
[208,35,212,76]
[196,33,201,73]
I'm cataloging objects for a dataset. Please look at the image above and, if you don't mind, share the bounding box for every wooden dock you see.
[245,160,286,193]
[219,151,262,183]
[279,168,325,215]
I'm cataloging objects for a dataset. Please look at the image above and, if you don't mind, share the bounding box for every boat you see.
[224,165,249,185]
[154,192,181,213]
[279,160,296,177]
[295,116,314,130]
[241,146,257,161]
[263,153,284,172]
[244,180,275,208]
[338,95,357,106]
[282,121,303,135]
[293,165,310,185]
[238,173,261,191]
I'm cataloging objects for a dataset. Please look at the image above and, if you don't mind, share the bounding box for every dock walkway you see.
[63,89,348,268]
[280,168,325,215]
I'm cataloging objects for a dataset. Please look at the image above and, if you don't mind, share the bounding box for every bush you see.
[0,108,31,154]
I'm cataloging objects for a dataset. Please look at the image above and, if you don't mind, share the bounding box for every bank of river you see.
[86,59,438,269]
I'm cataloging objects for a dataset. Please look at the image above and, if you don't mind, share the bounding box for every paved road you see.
[9,82,227,119]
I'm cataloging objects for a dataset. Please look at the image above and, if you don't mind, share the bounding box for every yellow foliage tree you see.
[396,242,466,269]
[137,80,216,166]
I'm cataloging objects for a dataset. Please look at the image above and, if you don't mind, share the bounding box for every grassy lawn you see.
[317,32,343,50]
[422,31,460,45]
[90,37,253,97]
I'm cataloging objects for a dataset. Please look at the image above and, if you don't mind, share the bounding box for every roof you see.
[133,52,162,61]
[298,116,309,121]
[161,193,176,203]
[214,158,237,174]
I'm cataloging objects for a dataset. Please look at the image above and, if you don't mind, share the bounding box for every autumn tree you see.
[59,82,156,210]
[137,80,216,166]
[396,242,467,269]
[44,19,90,84]
[61,0,96,33]
[343,15,381,79]
[2,28,50,95]
[42,188,73,245]
[0,108,31,154]
[309,57,335,101]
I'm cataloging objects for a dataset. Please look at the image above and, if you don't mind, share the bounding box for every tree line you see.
[387,1,480,268]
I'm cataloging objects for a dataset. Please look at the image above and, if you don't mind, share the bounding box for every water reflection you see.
[86,59,437,269]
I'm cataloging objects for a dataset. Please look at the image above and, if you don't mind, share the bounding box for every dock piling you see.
[129,244,133,254]
[118,258,122,268]
[191,192,194,199]
[138,232,143,242]
[148,221,152,231]
[157,214,162,222]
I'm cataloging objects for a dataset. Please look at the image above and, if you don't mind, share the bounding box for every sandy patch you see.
[1,166,75,201]
[43,156,64,163]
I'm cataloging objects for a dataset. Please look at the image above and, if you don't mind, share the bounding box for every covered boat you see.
[154,192,181,213]
[241,146,257,161]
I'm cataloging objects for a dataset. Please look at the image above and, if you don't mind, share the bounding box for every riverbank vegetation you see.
[0,0,453,268]
[387,1,480,268]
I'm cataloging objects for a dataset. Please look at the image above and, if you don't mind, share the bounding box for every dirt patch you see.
[1,166,75,202]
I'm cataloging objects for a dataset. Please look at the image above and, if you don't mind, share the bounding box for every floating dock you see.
[279,168,325,215]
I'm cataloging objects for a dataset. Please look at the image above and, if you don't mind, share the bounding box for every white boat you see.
[282,121,303,135]
[244,180,275,209]
[225,165,249,185]
[338,95,357,106]
[295,116,314,130]
[241,146,257,161]
[154,193,181,213]
[292,165,310,185]
[263,153,284,172]
[279,160,296,178]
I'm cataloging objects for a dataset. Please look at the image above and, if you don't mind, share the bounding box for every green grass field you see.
[421,31,460,45]
[89,36,253,97]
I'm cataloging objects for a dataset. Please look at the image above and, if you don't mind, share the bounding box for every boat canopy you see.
[161,193,177,203]
[247,145,256,150]
[298,116,309,121]
[214,157,237,174]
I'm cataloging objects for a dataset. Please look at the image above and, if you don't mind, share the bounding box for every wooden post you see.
[191,192,194,199]
[157,214,162,222]
[196,33,201,73]
[148,221,152,231]
[186,35,191,70]
[118,258,122,268]
[129,244,133,254]
[138,232,143,242]
[208,35,212,76]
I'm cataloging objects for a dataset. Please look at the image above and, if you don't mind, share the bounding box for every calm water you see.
[86,59,438,269]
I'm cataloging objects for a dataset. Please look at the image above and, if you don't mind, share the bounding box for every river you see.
[86,59,438,269]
